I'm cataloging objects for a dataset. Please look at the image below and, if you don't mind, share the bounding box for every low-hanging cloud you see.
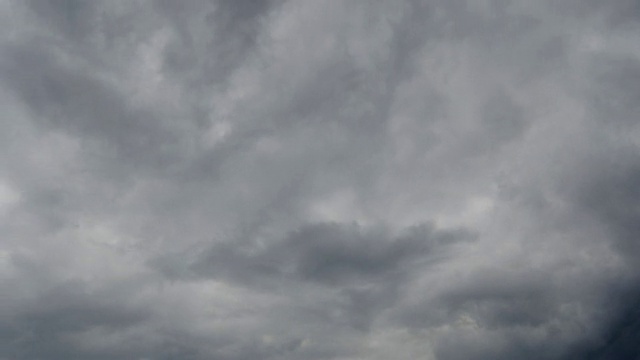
[1,0,639,359]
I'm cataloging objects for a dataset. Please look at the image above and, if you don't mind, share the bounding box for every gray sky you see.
[1,1,640,359]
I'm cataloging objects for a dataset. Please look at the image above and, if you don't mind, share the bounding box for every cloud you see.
[1,0,640,359]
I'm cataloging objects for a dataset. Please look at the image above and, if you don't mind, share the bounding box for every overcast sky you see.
[1,1,640,359]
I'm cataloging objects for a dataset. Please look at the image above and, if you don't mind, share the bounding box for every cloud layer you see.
[1,1,640,359]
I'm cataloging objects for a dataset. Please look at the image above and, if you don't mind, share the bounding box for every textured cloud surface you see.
[1,1,640,359]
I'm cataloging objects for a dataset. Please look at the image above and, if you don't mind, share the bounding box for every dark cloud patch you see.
[157,0,281,89]
[208,0,277,34]
[571,157,640,259]
[24,0,97,42]
[152,222,474,333]
[479,87,528,149]
[607,0,640,28]
[18,283,146,332]
[588,54,640,128]
[558,0,640,29]
[1,281,151,360]
[561,286,640,360]
[422,273,553,329]
[584,300,640,360]
[0,42,184,177]
[183,222,474,286]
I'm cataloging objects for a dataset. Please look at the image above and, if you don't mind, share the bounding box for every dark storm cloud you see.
[1,0,640,359]
[575,159,640,258]
[2,285,149,360]
[0,256,151,360]
[565,291,640,360]
[188,222,473,285]
[153,222,474,332]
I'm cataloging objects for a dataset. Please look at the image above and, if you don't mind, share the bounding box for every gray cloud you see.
[186,222,472,284]
[1,0,640,359]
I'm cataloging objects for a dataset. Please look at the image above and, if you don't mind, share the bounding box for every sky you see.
[1,0,640,359]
